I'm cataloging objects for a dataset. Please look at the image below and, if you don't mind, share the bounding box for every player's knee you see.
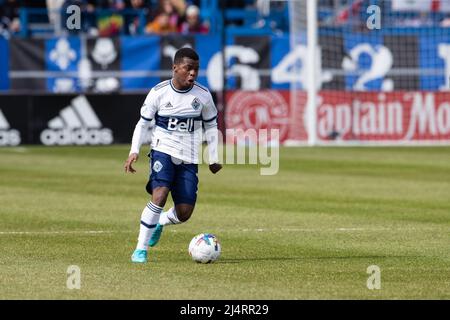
[178,211,191,222]
[176,206,194,222]
[151,194,165,207]
[152,188,169,207]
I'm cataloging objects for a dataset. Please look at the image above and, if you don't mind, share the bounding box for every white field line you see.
[0,230,119,235]
[243,227,447,232]
[241,227,369,232]
[0,227,445,235]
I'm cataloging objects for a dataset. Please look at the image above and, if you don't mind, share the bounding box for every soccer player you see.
[124,47,222,263]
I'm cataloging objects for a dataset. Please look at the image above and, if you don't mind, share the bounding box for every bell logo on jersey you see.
[40,95,113,145]
[167,117,195,132]
[191,98,201,110]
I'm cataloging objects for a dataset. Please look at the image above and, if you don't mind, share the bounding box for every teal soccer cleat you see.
[149,224,164,247]
[131,249,148,263]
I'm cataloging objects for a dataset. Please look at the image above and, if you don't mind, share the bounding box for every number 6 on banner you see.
[207,45,260,91]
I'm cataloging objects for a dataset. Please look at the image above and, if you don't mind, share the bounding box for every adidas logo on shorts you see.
[40,95,113,145]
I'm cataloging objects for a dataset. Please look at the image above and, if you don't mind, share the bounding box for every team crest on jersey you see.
[191,98,201,110]
[153,161,163,173]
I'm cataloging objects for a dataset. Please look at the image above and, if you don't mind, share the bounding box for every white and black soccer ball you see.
[188,233,221,263]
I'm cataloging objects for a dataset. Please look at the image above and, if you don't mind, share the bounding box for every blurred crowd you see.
[0,0,211,37]
[322,0,450,29]
[3,0,450,39]
[0,0,20,37]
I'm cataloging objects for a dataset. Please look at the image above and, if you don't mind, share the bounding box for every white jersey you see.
[129,79,219,164]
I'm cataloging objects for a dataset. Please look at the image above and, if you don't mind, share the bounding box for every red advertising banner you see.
[225,90,450,144]
[225,90,293,145]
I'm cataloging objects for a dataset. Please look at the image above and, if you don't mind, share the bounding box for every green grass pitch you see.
[0,145,449,299]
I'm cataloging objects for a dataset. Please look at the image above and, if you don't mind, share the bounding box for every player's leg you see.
[174,203,195,221]
[131,188,169,263]
[159,203,194,225]
[132,151,174,263]
[149,203,194,247]
[167,161,198,223]
[149,161,198,247]
[134,187,169,247]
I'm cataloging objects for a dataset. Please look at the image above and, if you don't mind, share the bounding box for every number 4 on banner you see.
[271,45,332,89]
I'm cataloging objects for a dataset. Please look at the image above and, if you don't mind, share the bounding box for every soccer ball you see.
[188,233,221,263]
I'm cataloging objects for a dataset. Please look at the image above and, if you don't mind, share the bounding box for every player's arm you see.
[124,91,158,173]
[124,117,151,173]
[204,121,222,174]
[202,94,222,174]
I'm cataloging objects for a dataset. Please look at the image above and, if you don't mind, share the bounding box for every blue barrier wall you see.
[0,37,9,91]
[1,27,450,92]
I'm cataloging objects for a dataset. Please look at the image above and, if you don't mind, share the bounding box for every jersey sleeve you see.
[201,91,218,124]
[202,91,219,164]
[129,89,158,155]
[140,88,159,121]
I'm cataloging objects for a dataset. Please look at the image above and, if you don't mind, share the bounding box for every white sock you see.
[136,202,163,250]
[159,207,181,226]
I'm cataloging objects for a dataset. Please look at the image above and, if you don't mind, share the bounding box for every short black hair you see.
[174,47,199,64]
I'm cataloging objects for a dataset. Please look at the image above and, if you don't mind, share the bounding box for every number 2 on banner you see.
[342,43,394,91]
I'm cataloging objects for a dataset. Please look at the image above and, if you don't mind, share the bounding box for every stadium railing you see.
[18,7,147,37]
[16,2,290,38]
[13,1,450,39]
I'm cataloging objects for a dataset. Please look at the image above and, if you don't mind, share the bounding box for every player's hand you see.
[124,153,139,173]
[209,163,222,174]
